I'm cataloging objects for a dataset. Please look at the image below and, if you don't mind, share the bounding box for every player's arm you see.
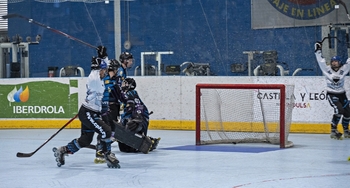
[342,58,350,74]
[314,42,329,73]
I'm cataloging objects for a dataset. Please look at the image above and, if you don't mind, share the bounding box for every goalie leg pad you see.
[140,136,152,153]
[118,141,138,153]
[114,123,152,154]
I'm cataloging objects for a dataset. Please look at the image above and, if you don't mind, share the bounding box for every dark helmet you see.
[119,52,133,64]
[122,78,136,91]
[108,59,120,71]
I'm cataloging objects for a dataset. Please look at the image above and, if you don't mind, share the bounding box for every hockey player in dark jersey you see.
[101,59,120,131]
[94,59,120,163]
[53,46,120,168]
[314,41,350,140]
[114,52,135,151]
[116,52,134,85]
[114,52,160,152]
[117,78,160,152]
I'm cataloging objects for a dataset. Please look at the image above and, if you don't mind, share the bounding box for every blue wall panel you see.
[8,1,332,77]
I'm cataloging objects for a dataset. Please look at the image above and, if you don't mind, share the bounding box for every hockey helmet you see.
[108,59,120,71]
[330,56,343,70]
[331,56,342,64]
[119,52,133,64]
[122,78,136,91]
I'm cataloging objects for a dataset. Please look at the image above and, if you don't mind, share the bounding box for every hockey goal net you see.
[196,83,295,148]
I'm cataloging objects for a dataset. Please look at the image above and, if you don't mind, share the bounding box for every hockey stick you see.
[16,114,79,158]
[338,0,350,20]
[318,35,340,49]
[2,13,98,50]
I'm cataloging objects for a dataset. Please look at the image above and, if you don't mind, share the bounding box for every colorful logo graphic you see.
[268,0,336,20]
[7,86,30,103]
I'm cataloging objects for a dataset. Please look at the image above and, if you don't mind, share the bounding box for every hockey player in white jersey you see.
[53,46,120,168]
[314,41,350,140]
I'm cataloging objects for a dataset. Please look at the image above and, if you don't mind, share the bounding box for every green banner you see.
[0,80,78,118]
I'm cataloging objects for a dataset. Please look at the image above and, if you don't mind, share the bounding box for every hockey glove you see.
[126,118,143,133]
[314,41,322,52]
[97,45,108,58]
[91,56,101,70]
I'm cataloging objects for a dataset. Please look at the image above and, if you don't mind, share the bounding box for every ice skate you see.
[52,146,70,167]
[94,150,106,164]
[104,151,120,168]
[330,130,343,140]
[343,131,350,139]
[149,137,161,151]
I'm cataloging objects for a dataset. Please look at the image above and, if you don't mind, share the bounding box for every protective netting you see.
[7,0,119,3]
[33,0,113,3]
[197,84,295,148]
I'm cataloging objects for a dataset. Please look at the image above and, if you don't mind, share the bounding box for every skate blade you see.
[53,147,62,167]
[106,162,121,168]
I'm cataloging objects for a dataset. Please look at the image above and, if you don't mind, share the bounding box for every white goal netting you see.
[196,84,295,148]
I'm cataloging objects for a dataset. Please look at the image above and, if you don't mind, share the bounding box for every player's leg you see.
[342,96,350,138]
[93,118,120,168]
[53,126,94,167]
[54,107,94,167]
[94,134,105,163]
[342,116,350,138]
[81,106,119,167]
[109,103,119,139]
[330,114,343,139]
[100,138,120,168]
[98,112,111,163]
[327,93,343,139]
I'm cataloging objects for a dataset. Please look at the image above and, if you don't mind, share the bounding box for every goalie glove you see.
[125,118,143,133]
[314,41,322,52]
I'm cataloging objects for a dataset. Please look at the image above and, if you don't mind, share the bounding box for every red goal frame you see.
[195,83,288,148]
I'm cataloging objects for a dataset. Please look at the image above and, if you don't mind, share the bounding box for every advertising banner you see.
[252,0,350,29]
[0,79,79,118]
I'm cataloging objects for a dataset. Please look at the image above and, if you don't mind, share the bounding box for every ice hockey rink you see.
[1,129,349,188]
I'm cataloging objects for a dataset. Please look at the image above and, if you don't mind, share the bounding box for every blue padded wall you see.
[8,1,335,77]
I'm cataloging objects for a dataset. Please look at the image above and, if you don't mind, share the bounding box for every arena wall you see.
[1,76,348,134]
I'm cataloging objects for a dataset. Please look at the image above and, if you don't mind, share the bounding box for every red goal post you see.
[195,83,295,148]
